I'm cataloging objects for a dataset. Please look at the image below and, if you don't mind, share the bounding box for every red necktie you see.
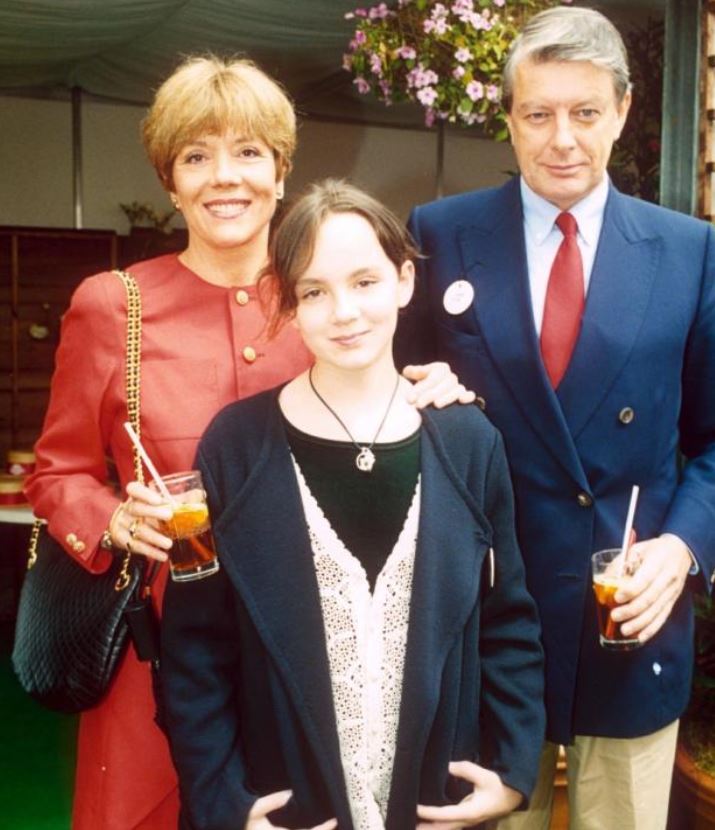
[540,212,584,388]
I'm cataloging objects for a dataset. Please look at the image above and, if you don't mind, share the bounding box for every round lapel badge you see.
[443,279,474,316]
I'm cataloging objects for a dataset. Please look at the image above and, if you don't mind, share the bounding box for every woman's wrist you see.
[105,500,127,548]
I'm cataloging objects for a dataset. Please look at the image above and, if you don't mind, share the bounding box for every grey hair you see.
[503,7,631,111]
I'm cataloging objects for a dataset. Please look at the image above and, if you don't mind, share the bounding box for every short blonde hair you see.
[142,55,296,190]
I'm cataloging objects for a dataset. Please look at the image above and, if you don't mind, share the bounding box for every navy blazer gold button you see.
[619,407,635,424]
[577,492,593,508]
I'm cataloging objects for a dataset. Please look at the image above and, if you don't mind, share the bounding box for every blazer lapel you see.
[556,187,660,437]
[214,416,351,823]
[386,418,492,827]
[456,178,587,486]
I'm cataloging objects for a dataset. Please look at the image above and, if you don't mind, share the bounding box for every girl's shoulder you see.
[423,402,498,449]
[200,386,283,457]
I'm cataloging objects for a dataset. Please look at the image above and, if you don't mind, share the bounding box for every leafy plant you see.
[681,595,715,775]
[343,0,564,137]
[608,19,663,204]
[119,201,176,235]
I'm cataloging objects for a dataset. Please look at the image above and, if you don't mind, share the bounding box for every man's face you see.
[506,59,631,210]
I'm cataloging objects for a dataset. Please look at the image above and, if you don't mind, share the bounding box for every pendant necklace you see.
[308,367,401,472]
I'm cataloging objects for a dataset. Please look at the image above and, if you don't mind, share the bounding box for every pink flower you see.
[408,66,439,88]
[354,7,368,17]
[369,3,390,19]
[369,52,383,76]
[486,84,500,101]
[379,79,392,99]
[353,30,367,47]
[354,76,371,94]
[468,11,491,29]
[493,0,505,6]
[466,80,484,101]
[453,66,466,79]
[455,47,471,63]
[425,108,436,128]
[451,0,474,13]
[417,86,439,107]
[397,45,417,60]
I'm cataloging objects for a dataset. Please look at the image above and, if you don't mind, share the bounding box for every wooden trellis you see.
[700,2,715,219]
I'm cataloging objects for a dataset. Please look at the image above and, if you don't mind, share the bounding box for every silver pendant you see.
[355,447,376,472]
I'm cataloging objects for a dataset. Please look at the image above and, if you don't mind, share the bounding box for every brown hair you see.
[142,55,296,190]
[267,179,419,326]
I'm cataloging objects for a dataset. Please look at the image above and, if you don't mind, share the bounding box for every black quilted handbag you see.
[12,523,144,713]
[12,270,152,714]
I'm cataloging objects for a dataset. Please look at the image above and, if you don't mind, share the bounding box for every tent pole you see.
[435,120,445,199]
[72,86,83,229]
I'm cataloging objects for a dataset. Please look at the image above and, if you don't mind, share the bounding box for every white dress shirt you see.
[520,175,609,335]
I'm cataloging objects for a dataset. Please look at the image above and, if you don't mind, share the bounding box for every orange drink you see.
[591,548,640,651]
[150,471,219,582]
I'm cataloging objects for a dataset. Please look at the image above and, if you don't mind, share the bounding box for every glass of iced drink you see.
[591,548,641,651]
[149,470,219,582]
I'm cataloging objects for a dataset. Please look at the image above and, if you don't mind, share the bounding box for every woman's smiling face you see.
[170,130,282,255]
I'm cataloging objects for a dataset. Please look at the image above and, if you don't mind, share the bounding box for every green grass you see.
[0,630,76,830]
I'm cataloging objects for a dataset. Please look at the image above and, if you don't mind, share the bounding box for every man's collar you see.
[520,176,609,247]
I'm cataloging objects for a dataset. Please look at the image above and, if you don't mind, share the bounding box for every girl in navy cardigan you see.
[161,180,544,830]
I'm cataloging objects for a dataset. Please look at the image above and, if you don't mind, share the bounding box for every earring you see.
[276,186,284,201]
[170,195,181,210]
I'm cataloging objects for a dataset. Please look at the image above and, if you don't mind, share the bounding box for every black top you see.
[284,418,421,590]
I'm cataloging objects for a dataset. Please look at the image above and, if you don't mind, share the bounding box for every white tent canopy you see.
[0,0,425,126]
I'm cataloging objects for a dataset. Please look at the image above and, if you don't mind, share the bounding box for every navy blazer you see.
[396,176,715,745]
[161,388,544,830]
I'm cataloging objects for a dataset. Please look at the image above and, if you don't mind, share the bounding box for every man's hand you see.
[416,761,522,829]
[402,362,476,408]
[610,534,693,643]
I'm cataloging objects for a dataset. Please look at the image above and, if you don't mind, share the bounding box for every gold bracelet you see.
[101,501,126,550]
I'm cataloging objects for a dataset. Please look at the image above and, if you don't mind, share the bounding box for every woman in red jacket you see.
[25,56,472,830]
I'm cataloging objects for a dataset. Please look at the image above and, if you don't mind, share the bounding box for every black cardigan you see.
[161,388,545,830]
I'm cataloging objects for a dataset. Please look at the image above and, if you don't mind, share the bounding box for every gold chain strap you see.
[113,270,143,590]
[114,270,144,485]
[27,519,41,569]
[28,270,144,592]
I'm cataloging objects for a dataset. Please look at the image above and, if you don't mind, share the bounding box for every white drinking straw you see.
[618,484,640,575]
[123,421,173,502]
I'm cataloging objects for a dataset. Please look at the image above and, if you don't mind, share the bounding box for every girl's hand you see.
[416,761,522,829]
[402,362,476,409]
[245,789,337,830]
[108,480,173,562]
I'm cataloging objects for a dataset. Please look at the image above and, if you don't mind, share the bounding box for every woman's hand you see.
[108,481,173,562]
[402,362,476,409]
[416,761,522,829]
[245,790,337,830]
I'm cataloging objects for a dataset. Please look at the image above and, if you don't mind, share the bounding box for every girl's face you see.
[170,129,282,256]
[293,212,414,373]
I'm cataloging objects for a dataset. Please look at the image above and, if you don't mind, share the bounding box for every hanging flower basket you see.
[344,0,565,137]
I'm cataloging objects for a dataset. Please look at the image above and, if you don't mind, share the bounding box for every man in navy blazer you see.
[397,7,715,829]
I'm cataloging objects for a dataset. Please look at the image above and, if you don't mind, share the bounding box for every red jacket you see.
[25,254,312,830]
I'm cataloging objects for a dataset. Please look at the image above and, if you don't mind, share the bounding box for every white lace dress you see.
[293,460,421,830]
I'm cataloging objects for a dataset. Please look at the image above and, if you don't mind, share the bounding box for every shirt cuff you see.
[661,532,699,575]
